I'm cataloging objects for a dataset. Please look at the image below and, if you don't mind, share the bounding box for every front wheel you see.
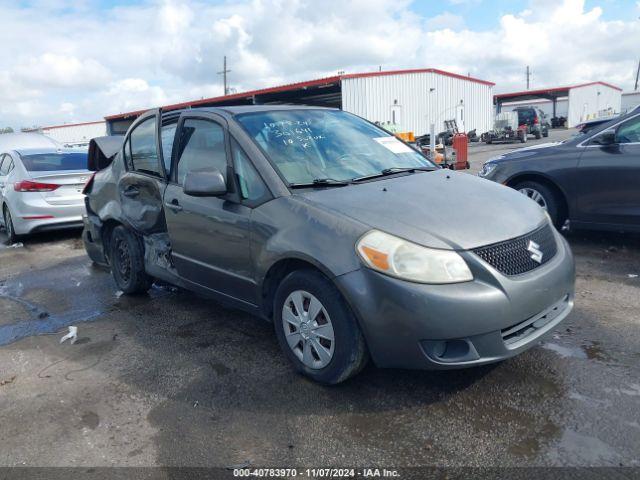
[273,270,368,384]
[514,181,560,226]
[3,206,19,245]
[110,225,152,294]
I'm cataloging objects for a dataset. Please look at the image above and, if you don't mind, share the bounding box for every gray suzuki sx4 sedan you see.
[83,106,575,384]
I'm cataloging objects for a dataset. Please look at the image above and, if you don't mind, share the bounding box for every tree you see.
[0,127,14,134]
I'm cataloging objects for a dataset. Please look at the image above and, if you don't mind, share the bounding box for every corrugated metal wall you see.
[567,85,622,128]
[622,92,640,113]
[42,122,107,146]
[341,72,493,136]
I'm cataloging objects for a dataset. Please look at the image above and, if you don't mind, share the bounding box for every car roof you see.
[161,104,337,119]
[12,147,85,155]
[0,133,62,153]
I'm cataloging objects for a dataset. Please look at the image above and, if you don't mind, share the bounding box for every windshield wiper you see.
[289,178,352,188]
[351,166,435,183]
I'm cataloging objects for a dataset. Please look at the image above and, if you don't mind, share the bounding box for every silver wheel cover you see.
[519,187,548,210]
[282,290,335,369]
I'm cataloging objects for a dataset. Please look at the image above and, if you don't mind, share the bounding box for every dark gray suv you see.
[83,106,575,384]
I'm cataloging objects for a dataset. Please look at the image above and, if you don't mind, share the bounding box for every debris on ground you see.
[7,242,23,249]
[226,460,252,470]
[193,400,199,408]
[37,311,49,319]
[0,375,16,386]
[60,326,78,345]
[627,274,638,279]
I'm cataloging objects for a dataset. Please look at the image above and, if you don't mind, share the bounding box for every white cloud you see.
[0,0,638,129]
[426,12,466,31]
[13,53,112,89]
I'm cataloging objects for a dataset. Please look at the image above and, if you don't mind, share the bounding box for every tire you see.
[519,132,527,143]
[110,225,152,294]
[273,269,368,384]
[513,180,561,226]
[3,206,19,245]
[543,129,549,138]
[534,130,542,140]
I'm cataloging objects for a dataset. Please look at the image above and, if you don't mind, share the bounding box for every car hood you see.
[297,169,547,250]
[492,142,564,163]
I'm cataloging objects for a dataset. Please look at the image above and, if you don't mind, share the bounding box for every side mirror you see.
[592,131,616,146]
[183,168,227,197]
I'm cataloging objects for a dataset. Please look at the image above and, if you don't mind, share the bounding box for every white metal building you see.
[622,91,640,113]
[105,69,495,137]
[495,82,622,128]
[24,120,107,147]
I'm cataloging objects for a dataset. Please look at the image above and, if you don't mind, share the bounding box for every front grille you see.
[473,223,557,276]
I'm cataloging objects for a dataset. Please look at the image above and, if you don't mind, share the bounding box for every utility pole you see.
[635,58,640,91]
[526,65,531,90]
[218,56,231,95]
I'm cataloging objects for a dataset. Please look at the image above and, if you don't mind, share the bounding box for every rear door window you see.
[0,155,7,175]
[175,119,227,186]
[129,117,163,177]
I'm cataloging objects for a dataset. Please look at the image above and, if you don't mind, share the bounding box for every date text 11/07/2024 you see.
[232,468,400,478]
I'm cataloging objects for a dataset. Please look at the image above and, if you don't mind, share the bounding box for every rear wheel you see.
[3,206,19,245]
[514,180,560,226]
[542,128,549,138]
[534,129,542,140]
[273,269,368,384]
[110,225,152,294]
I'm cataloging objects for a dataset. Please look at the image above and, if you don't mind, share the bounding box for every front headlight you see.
[478,162,498,177]
[356,230,473,284]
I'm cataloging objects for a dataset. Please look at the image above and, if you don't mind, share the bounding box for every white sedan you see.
[0,134,89,244]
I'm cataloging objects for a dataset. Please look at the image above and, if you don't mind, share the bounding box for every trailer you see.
[482,112,527,144]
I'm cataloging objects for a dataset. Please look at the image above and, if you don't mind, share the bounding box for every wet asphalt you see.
[0,130,639,468]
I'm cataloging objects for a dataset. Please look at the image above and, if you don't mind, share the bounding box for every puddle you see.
[542,341,612,362]
[568,391,612,408]
[548,429,621,464]
[0,258,176,345]
[542,342,588,359]
[508,421,561,458]
[604,383,640,397]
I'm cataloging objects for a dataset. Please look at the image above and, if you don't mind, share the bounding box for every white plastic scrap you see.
[60,326,78,345]
[628,274,638,279]
[8,242,23,249]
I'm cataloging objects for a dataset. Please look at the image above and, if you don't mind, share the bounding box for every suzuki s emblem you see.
[527,240,543,264]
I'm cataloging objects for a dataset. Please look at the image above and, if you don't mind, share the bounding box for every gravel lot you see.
[1,129,639,469]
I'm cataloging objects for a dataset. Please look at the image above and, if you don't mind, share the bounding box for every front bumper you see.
[335,228,575,369]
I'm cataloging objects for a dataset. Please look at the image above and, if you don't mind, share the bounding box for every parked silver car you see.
[0,133,89,243]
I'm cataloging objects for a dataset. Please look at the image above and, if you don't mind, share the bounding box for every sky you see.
[0,0,639,129]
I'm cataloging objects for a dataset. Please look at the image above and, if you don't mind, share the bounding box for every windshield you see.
[235,109,434,184]
[20,153,88,172]
[517,109,535,125]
